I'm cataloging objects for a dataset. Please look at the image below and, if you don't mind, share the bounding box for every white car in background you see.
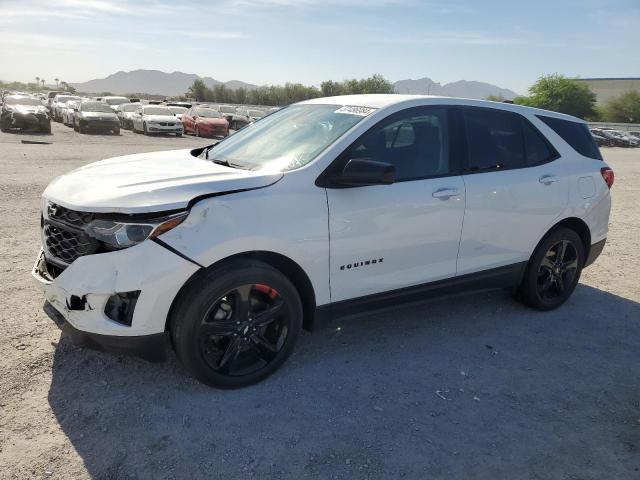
[131,105,183,136]
[52,95,81,122]
[168,106,188,121]
[62,100,82,126]
[33,95,612,389]
[102,96,131,112]
[116,103,142,130]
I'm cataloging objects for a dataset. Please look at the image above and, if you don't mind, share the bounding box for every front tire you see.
[518,228,584,310]
[143,122,149,135]
[170,260,303,389]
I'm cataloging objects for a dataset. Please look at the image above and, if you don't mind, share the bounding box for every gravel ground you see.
[0,122,639,480]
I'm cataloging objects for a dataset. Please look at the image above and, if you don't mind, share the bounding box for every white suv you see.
[32,95,613,388]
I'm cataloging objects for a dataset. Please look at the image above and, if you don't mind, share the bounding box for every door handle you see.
[539,174,559,185]
[432,188,460,200]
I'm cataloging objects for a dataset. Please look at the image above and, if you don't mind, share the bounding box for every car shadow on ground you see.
[47,284,640,479]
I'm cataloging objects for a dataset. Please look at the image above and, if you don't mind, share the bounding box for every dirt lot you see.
[0,122,639,479]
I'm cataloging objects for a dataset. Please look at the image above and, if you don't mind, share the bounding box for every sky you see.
[0,0,638,94]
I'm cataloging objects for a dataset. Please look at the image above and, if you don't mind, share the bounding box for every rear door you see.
[455,106,567,275]
[325,106,466,302]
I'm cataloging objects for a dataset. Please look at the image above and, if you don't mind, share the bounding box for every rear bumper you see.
[44,301,169,362]
[585,238,606,268]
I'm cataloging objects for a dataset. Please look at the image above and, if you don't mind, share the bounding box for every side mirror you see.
[332,159,395,187]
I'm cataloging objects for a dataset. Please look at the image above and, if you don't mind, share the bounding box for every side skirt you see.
[314,262,527,328]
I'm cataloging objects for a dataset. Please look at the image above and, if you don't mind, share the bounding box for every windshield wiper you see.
[211,158,252,170]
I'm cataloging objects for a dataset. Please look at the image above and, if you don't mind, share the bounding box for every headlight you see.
[84,212,188,248]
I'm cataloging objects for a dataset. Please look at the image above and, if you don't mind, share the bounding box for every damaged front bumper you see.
[32,241,201,360]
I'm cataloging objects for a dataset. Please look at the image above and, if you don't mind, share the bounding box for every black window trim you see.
[316,105,461,188]
[456,105,560,176]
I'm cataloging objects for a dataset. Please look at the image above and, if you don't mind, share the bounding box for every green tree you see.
[602,90,640,123]
[514,74,596,119]
[485,94,505,102]
[188,79,210,102]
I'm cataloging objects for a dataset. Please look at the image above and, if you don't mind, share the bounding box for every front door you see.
[325,106,466,302]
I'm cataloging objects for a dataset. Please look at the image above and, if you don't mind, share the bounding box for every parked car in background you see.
[116,103,142,130]
[46,91,65,112]
[52,95,81,122]
[628,131,640,140]
[217,104,238,123]
[132,105,183,136]
[168,106,188,122]
[102,96,131,112]
[166,102,192,109]
[602,129,639,147]
[1,95,51,133]
[591,132,611,147]
[73,101,120,135]
[591,128,636,147]
[230,108,265,130]
[62,100,81,126]
[182,106,229,138]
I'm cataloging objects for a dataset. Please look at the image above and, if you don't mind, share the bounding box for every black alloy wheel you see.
[170,259,303,388]
[537,240,579,301]
[198,284,290,377]
[518,227,584,310]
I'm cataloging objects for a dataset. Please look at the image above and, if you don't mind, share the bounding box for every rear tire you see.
[518,228,584,310]
[170,259,303,389]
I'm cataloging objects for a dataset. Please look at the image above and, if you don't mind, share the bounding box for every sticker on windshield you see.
[334,106,376,116]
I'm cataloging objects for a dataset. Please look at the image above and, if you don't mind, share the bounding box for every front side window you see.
[346,107,450,181]
[205,104,370,171]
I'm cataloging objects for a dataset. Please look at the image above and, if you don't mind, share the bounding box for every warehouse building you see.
[575,78,640,105]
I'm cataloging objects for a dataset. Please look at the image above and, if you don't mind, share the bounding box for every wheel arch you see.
[166,250,318,333]
[535,216,592,263]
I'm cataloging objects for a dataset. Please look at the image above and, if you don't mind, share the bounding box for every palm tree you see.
[35,77,40,91]
[41,79,45,89]
[55,78,59,89]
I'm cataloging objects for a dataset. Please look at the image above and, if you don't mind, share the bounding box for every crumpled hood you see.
[143,115,178,123]
[43,149,283,213]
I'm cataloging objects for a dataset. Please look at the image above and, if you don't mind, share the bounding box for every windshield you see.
[81,102,113,113]
[218,106,236,114]
[143,107,173,116]
[5,96,42,106]
[249,110,264,117]
[105,97,129,106]
[195,108,221,118]
[169,106,188,114]
[122,104,139,112]
[205,104,372,171]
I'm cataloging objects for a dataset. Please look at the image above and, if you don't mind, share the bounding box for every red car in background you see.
[182,107,229,138]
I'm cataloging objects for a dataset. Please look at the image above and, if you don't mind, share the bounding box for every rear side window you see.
[462,108,525,170]
[536,115,602,160]
[522,119,556,166]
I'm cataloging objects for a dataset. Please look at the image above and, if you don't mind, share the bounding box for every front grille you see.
[43,203,100,267]
[158,122,175,127]
[48,203,95,227]
[44,223,99,264]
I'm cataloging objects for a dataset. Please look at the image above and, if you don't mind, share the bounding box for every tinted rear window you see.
[537,115,602,160]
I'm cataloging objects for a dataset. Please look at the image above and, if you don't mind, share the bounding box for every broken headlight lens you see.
[84,212,188,248]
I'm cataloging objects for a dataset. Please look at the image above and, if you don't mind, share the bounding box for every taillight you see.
[601,167,614,189]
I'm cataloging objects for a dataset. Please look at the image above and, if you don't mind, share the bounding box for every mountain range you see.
[71,69,519,99]
[71,70,258,96]
[393,77,518,99]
